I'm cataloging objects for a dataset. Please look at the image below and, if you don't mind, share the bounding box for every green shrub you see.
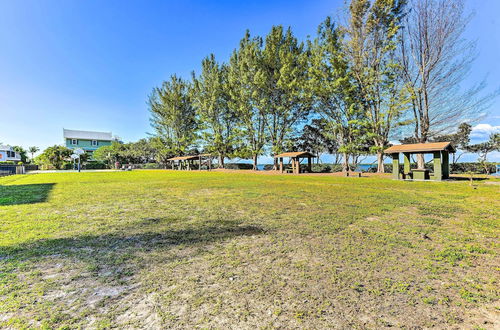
[450,162,497,174]
[143,163,162,169]
[225,163,254,170]
[63,162,74,170]
[84,161,108,170]
[373,162,497,174]
[312,164,334,173]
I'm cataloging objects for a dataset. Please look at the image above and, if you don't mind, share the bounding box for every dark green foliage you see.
[227,31,267,169]
[311,163,336,173]
[258,26,312,157]
[94,139,164,167]
[149,75,198,156]
[308,17,370,171]
[28,146,39,163]
[466,133,499,174]
[140,1,491,172]
[450,162,497,174]
[192,54,240,167]
[345,0,409,172]
[35,145,73,170]
[290,119,339,160]
[224,163,254,170]
[84,161,107,170]
[12,146,28,163]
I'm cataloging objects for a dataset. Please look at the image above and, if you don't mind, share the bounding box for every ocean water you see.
[356,164,377,172]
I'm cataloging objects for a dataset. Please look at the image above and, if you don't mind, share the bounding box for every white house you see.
[0,145,21,162]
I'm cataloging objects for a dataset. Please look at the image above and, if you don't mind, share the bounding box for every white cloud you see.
[470,123,500,140]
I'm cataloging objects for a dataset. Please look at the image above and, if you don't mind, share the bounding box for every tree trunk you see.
[416,133,428,169]
[273,157,278,171]
[416,154,425,169]
[218,155,224,169]
[376,152,385,173]
[342,153,349,172]
[253,154,258,171]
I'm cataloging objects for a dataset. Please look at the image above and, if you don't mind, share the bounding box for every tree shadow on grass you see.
[0,183,55,206]
[0,220,265,262]
[0,220,265,326]
[448,176,489,182]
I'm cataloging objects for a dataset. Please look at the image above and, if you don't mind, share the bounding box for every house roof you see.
[274,151,316,158]
[384,142,456,154]
[0,145,14,151]
[63,129,113,141]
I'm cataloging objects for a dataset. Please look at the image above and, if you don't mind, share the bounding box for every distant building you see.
[0,145,21,162]
[63,129,119,158]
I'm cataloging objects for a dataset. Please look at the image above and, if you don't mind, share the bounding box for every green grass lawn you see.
[0,171,498,328]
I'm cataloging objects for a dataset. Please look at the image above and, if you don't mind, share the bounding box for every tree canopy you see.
[144,0,494,171]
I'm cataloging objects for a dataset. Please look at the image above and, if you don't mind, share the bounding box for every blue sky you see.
[0,0,499,162]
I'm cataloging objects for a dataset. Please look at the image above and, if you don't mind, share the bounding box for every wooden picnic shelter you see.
[274,151,316,174]
[167,154,212,171]
[384,142,455,181]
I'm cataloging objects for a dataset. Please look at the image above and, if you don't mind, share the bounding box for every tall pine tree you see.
[227,31,267,170]
[256,26,312,168]
[344,0,408,172]
[192,54,239,168]
[309,17,370,172]
[148,75,198,156]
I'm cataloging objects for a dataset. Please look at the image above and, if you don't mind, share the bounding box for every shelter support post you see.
[392,154,399,180]
[279,157,283,173]
[403,152,410,176]
[307,156,312,173]
[442,151,449,179]
[433,151,442,181]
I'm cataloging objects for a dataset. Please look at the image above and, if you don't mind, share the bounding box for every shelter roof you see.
[274,151,316,158]
[168,154,211,161]
[384,142,455,154]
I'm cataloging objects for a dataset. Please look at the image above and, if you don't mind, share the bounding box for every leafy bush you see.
[450,162,497,174]
[24,164,39,171]
[312,163,334,173]
[0,161,16,165]
[371,162,498,174]
[63,162,76,170]
[144,163,162,169]
[125,163,163,169]
[84,161,108,169]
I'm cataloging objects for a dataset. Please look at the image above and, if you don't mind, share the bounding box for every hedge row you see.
[225,163,254,170]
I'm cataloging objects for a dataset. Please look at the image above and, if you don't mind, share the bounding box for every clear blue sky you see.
[0,0,499,162]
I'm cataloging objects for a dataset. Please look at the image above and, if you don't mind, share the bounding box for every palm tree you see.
[29,146,39,162]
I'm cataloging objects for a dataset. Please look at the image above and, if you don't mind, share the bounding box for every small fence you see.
[0,164,26,177]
